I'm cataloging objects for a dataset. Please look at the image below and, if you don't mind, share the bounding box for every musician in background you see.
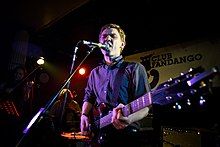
[0,65,34,146]
[80,23,152,146]
[48,88,81,133]
[0,65,34,121]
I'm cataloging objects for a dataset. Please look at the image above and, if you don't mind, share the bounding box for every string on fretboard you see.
[123,92,152,117]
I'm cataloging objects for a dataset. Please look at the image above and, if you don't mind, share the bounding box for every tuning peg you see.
[186,73,193,78]
[190,89,197,95]
[177,92,184,98]
[173,102,181,110]
[168,78,173,82]
[188,68,194,72]
[175,79,181,83]
[187,99,191,106]
[163,83,170,87]
[165,96,172,100]
[199,96,206,105]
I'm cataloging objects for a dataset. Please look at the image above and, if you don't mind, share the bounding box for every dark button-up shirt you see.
[83,55,151,109]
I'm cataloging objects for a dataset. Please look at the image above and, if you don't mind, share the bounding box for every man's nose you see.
[105,35,111,42]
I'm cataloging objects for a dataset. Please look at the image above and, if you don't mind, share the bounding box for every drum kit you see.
[58,89,92,145]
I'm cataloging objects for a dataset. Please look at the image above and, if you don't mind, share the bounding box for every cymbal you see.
[61,132,90,140]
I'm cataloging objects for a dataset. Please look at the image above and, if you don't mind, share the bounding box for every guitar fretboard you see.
[122,92,152,117]
[98,92,152,128]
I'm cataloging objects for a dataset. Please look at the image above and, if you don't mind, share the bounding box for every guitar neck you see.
[98,92,152,128]
[122,92,152,117]
[96,66,219,129]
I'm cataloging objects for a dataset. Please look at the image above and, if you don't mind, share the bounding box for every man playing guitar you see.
[80,23,151,146]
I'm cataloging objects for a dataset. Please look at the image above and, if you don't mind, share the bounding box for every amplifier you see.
[162,126,201,147]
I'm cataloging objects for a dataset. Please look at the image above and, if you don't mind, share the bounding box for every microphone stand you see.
[59,40,79,125]
[15,42,97,147]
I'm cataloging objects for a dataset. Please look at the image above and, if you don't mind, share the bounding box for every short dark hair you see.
[99,23,126,43]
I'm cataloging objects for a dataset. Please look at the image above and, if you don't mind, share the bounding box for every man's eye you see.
[111,34,118,39]
[101,34,117,40]
[101,35,107,39]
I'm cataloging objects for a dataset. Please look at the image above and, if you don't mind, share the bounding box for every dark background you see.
[1,0,219,116]
[1,0,219,97]
[0,1,219,145]
[1,0,219,66]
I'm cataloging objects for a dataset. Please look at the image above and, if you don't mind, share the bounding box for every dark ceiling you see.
[1,0,220,65]
[1,0,220,82]
[36,1,220,71]
[32,0,220,57]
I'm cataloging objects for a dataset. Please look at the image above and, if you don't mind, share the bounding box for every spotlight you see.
[37,57,44,65]
[79,68,86,75]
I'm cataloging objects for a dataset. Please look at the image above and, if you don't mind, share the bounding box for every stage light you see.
[37,57,44,65]
[79,68,86,75]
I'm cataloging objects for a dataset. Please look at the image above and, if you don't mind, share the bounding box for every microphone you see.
[82,40,108,49]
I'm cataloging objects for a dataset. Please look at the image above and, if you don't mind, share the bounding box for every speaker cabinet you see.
[162,126,201,147]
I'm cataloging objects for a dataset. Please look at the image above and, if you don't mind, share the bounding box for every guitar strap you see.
[111,61,129,107]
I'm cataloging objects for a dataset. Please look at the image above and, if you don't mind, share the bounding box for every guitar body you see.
[91,103,141,145]
[91,103,115,144]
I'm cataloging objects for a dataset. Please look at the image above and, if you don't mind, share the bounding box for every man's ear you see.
[121,42,126,49]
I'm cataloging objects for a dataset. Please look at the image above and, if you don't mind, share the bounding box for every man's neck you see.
[104,56,114,65]
[104,55,122,66]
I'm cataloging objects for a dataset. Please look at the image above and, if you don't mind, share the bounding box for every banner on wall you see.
[125,39,220,90]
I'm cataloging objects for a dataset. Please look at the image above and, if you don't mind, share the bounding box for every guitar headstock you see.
[152,66,219,108]
[156,66,204,90]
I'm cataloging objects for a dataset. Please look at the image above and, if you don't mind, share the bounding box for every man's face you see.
[99,28,125,59]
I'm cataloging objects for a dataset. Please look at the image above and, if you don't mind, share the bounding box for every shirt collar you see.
[102,55,124,68]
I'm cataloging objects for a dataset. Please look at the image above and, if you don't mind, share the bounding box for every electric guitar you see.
[90,66,219,143]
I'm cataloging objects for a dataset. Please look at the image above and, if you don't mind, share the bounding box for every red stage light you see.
[79,68,86,75]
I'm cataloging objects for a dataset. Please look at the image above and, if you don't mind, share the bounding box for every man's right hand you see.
[80,114,90,136]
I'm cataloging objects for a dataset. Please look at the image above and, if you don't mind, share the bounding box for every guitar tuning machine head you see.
[165,96,172,100]
[168,78,173,82]
[186,74,193,78]
[177,92,184,98]
[190,89,197,95]
[175,79,181,83]
[199,96,206,105]
[188,68,194,72]
[163,84,170,87]
[187,99,191,106]
[173,102,182,110]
